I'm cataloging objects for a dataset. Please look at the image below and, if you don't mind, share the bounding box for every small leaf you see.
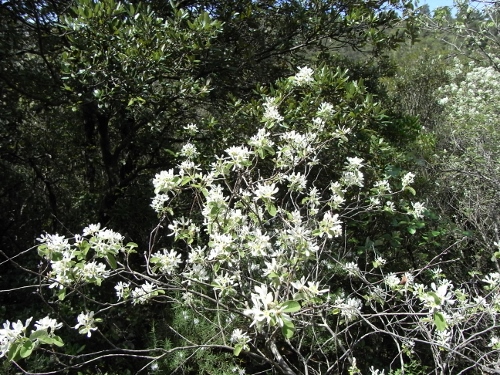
[433,311,448,332]
[281,320,295,339]
[233,344,242,356]
[58,288,66,301]
[281,301,301,313]
[52,335,65,347]
[19,340,34,358]
[29,330,47,341]
[266,203,277,217]
[7,341,21,361]
[107,254,117,269]
[405,186,416,195]
[38,335,54,345]
[428,292,441,306]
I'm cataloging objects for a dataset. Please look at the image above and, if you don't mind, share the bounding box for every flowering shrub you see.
[436,58,500,278]
[2,66,499,374]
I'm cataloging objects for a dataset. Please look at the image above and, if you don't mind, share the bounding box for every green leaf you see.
[52,335,65,347]
[233,344,242,356]
[428,292,441,306]
[281,320,295,339]
[281,301,301,313]
[19,340,34,359]
[107,254,117,269]
[57,288,66,301]
[38,335,54,345]
[433,311,447,332]
[266,203,277,217]
[405,186,416,195]
[7,341,21,361]
[408,227,416,235]
[29,329,47,341]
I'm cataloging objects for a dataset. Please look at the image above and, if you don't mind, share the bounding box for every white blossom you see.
[292,66,314,86]
[131,282,158,305]
[254,183,278,201]
[114,281,130,301]
[401,172,415,188]
[75,311,98,337]
[262,97,283,124]
[343,262,360,276]
[34,316,62,335]
[151,249,182,274]
[180,142,199,159]
[225,146,252,169]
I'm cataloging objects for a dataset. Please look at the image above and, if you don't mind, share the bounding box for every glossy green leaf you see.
[433,311,447,332]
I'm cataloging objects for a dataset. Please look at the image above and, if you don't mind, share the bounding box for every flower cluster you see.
[1,316,63,360]
[74,311,100,337]
[37,225,134,295]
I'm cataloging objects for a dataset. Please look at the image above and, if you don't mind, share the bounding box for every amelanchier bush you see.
[436,60,500,273]
[2,67,500,375]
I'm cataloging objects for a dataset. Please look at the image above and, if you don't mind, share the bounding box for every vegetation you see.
[1,1,500,374]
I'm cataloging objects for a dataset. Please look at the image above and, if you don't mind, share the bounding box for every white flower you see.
[369,367,385,375]
[262,97,283,124]
[292,66,314,86]
[384,273,400,288]
[131,282,158,304]
[114,281,130,301]
[82,223,101,237]
[421,281,456,310]
[285,172,307,192]
[225,146,252,169]
[435,329,452,347]
[150,249,182,275]
[244,284,292,329]
[230,328,251,346]
[37,233,71,259]
[401,172,415,188]
[150,362,159,371]
[0,318,33,358]
[346,157,364,169]
[34,316,62,335]
[384,201,395,212]
[341,170,364,188]
[254,183,278,201]
[317,102,335,118]
[183,123,198,135]
[75,311,98,337]
[292,278,329,298]
[178,160,200,176]
[335,296,362,322]
[343,262,360,276]
[249,129,274,150]
[483,272,500,287]
[153,169,179,194]
[212,272,238,297]
[372,256,387,268]
[318,211,342,238]
[80,261,110,281]
[410,202,426,219]
[489,336,500,349]
[438,97,449,105]
[180,142,199,159]
[150,193,170,213]
[231,365,246,375]
[247,229,272,257]
[374,180,391,194]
